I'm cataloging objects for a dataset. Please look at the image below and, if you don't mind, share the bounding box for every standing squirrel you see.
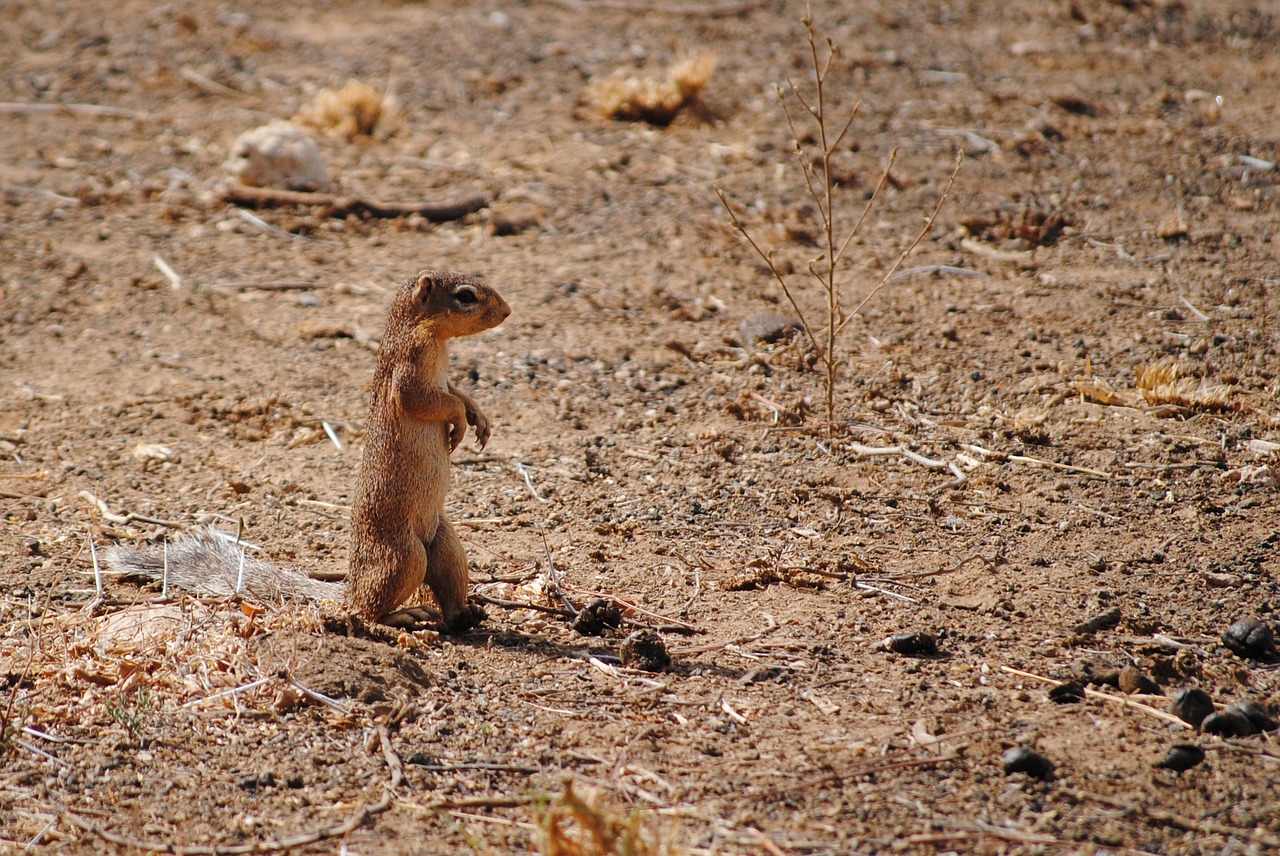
[106,270,511,630]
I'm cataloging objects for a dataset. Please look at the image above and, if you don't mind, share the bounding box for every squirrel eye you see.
[455,287,478,305]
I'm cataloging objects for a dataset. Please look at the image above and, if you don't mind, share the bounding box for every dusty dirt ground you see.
[4,0,1280,852]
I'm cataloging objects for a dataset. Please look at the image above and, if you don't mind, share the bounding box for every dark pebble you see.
[571,597,623,636]
[1227,700,1278,732]
[739,312,802,345]
[1156,744,1205,773]
[1222,617,1278,662]
[1048,681,1086,704]
[1002,747,1054,780]
[882,631,938,656]
[1169,688,1215,727]
[1118,666,1160,695]
[619,629,670,672]
[1201,709,1259,738]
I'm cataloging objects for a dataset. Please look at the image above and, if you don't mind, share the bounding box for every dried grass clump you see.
[536,781,682,856]
[4,593,333,749]
[297,79,401,140]
[1073,361,1235,415]
[587,54,717,125]
[1134,362,1234,410]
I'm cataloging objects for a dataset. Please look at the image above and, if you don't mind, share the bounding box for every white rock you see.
[223,121,327,190]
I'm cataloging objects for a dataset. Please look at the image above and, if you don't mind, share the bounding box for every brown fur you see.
[345,270,510,628]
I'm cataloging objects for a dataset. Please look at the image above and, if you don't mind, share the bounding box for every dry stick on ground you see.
[218,182,489,221]
[539,528,579,615]
[1000,665,1191,728]
[0,101,152,120]
[547,0,768,13]
[66,726,405,854]
[474,592,576,619]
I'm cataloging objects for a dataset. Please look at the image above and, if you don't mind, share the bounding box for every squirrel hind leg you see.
[347,535,427,624]
[423,517,485,632]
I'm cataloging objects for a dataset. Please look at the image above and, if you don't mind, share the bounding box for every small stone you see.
[571,598,623,636]
[1157,213,1189,240]
[1002,747,1054,780]
[1169,688,1215,727]
[1201,709,1258,738]
[1156,744,1204,773]
[619,629,670,672]
[1222,617,1278,662]
[1048,680,1086,704]
[1118,666,1160,695]
[881,631,938,656]
[224,121,328,190]
[738,312,802,346]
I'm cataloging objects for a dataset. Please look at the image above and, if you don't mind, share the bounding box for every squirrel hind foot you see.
[443,601,487,633]
[378,601,485,633]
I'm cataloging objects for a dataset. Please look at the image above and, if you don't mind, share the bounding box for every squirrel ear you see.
[413,273,437,302]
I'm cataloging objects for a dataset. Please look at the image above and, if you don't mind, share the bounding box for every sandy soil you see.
[3,0,1280,852]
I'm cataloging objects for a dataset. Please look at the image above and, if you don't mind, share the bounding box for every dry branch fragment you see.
[217,182,489,221]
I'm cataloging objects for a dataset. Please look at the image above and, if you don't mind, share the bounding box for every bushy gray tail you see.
[104,526,341,603]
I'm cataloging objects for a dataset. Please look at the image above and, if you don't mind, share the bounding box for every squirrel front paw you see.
[466,403,491,449]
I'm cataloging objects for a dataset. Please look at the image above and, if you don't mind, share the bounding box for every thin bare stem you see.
[779,89,825,221]
[714,188,827,364]
[847,150,965,323]
[828,100,862,156]
[835,146,896,266]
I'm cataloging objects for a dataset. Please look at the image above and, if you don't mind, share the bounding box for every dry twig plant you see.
[717,16,961,432]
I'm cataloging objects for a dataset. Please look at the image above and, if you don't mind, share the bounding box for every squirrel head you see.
[387,270,511,340]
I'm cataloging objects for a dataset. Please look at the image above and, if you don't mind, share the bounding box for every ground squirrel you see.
[106,270,511,630]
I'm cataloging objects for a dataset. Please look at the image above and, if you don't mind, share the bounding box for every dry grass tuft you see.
[5,593,334,747]
[536,781,682,856]
[587,54,717,124]
[1073,361,1235,414]
[297,79,401,139]
[1134,362,1234,410]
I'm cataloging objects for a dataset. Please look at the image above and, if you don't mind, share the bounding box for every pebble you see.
[1156,744,1205,773]
[1169,688,1215,727]
[1002,747,1054,780]
[223,121,328,190]
[1222,617,1277,662]
[738,312,802,346]
[619,629,670,672]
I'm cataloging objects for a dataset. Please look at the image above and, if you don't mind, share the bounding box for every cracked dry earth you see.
[3,0,1280,853]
